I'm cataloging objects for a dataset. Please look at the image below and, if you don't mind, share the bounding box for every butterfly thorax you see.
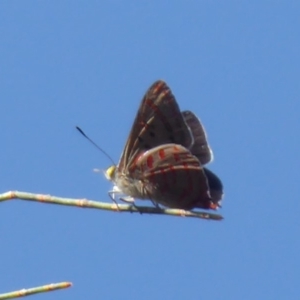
[106,165,150,199]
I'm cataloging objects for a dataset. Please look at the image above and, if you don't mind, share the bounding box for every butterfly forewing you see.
[182,110,213,165]
[132,144,211,209]
[119,81,193,172]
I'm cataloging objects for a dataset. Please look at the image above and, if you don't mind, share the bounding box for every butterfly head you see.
[105,165,116,181]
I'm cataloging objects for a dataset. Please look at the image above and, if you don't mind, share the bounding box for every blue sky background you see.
[1,2,299,299]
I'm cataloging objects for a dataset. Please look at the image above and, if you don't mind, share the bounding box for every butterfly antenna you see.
[76,126,116,165]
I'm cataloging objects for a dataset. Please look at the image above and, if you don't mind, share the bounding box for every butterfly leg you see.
[119,195,135,204]
[149,198,162,210]
[108,187,121,211]
[117,196,146,214]
[108,186,137,209]
[120,196,161,211]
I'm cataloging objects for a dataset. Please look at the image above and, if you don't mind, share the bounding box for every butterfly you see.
[105,80,223,210]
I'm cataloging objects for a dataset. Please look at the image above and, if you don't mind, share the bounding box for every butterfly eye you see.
[105,165,116,181]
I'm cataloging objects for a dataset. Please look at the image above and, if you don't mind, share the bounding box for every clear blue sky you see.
[1,2,299,299]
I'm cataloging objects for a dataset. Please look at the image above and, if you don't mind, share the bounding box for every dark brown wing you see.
[202,168,223,208]
[182,111,223,208]
[118,81,192,172]
[131,144,211,209]
[182,110,213,165]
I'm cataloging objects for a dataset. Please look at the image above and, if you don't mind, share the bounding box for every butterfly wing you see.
[118,81,192,172]
[182,111,223,208]
[202,168,223,208]
[131,144,212,209]
[182,110,213,165]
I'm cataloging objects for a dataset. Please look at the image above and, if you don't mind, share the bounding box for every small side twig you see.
[0,282,72,299]
[0,191,223,221]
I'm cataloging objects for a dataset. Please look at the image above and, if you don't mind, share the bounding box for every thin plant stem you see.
[0,191,223,221]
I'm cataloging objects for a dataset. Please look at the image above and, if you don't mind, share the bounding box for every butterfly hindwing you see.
[131,144,211,209]
[182,110,213,165]
[202,168,223,208]
[182,110,223,208]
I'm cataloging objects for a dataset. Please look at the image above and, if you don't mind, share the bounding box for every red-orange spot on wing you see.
[147,155,154,169]
[209,202,218,210]
[131,153,143,172]
[159,148,165,159]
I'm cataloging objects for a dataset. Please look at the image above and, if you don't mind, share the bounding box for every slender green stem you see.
[0,282,72,299]
[0,191,223,220]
